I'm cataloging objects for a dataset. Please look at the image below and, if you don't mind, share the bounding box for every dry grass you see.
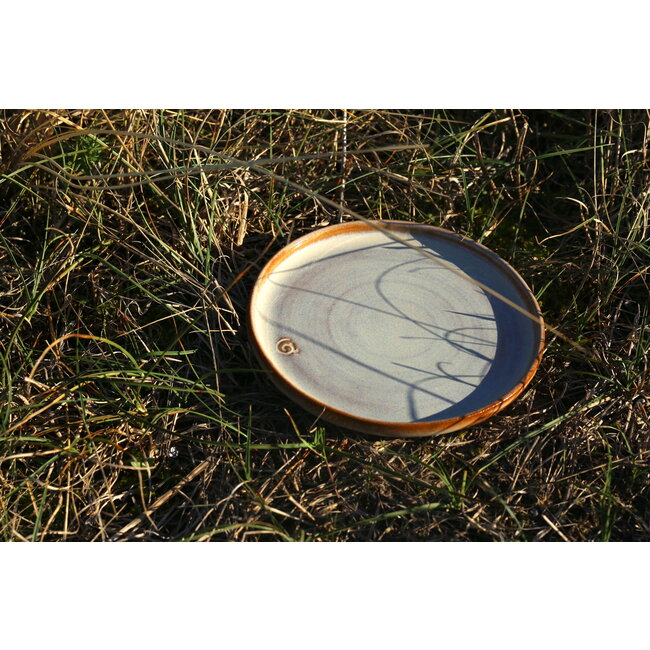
[0,109,648,541]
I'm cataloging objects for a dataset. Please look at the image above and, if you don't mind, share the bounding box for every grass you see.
[0,108,648,541]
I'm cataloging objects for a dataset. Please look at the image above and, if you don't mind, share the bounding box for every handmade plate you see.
[249,221,544,437]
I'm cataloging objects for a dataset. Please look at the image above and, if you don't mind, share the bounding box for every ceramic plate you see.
[249,221,544,437]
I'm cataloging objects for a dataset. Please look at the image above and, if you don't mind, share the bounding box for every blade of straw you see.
[25,127,596,361]
[249,166,595,361]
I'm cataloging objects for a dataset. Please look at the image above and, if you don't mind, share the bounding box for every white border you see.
[1,543,648,648]
[3,2,648,107]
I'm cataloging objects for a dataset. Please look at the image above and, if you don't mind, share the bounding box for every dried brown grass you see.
[0,109,648,541]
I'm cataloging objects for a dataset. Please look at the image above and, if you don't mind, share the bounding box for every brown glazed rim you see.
[248,220,545,438]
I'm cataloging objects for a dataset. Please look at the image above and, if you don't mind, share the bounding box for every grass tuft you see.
[0,109,648,541]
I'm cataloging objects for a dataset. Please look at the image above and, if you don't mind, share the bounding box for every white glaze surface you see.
[251,228,540,423]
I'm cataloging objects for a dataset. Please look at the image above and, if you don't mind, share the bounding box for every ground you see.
[0,109,648,541]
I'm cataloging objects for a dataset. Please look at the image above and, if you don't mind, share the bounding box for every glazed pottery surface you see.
[249,221,544,436]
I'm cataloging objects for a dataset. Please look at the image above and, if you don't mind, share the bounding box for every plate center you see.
[252,228,539,424]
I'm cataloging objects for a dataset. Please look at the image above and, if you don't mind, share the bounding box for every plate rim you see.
[248,220,545,437]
